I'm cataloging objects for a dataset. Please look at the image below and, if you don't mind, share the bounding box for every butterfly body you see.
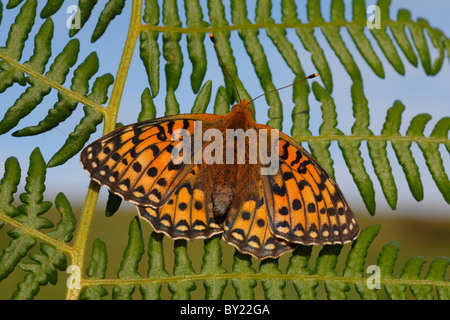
[224,99,255,129]
[81,99,359,259]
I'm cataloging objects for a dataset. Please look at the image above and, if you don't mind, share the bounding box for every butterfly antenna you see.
[209,33,242,102]
[251,73,319,103]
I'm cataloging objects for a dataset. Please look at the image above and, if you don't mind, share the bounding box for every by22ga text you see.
[180,303,270,317]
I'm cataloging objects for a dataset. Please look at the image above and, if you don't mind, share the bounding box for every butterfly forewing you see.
[80,114,222,207]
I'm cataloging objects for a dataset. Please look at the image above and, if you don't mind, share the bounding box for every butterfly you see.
[80,97,360,260]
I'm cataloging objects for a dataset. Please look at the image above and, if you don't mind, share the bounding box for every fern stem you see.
[103,0,143,134]
[140,20,447,40]
[66,180,100,300]
[0,51,106,116]
[0,211,72,254]
[293,134,448,145]
[65,0,143,301]
[79,272,450,288]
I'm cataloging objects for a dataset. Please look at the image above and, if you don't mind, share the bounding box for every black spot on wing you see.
[269,176,287,197]
[156,125,167,141]
[290,150,302,166]
[280,143,289,161]
[150,145,160,157]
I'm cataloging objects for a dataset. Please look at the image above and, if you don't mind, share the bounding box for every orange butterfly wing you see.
[81,114,228,241]
[255,124,360,246]
[222,164,296,259]
[137,163,224,240]
[80,114,222,207]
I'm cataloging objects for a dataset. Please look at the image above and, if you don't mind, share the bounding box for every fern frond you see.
[190,80,212,114]
[40,0,64,18]
[162,0,183,115]
[185,0,208,94]
[47,73,114,167]
[260,259,285,300]
[231,252,257,299]
[169,240,197,299]
[0,38,80,135]
[213,86,230,115]
[296,81,449,213]
[316,244,348,300]
[138,87,157,121]
[69,0,99,38]
[207,0,251,104]
[6,0,25,10]
[112,217,145,300]
[79,239,108,300]
[347,0,384,78]
[67,223,449,300]
[10,192,76,300]
[342,224,380,299]
[14,148,53,231]
[201,235,227,300]
[140,232,170,300]
[0,0,448,301]
[0,148,60,285]
[13,52,100,137]
[0,153,447,299]
[232,0,283,130]
[257,0,305,78]
[370,0,404,75]
[286,245,317,299]
[91,0,126,43]
[140,0,161,98]
[310,0,363,84]
[400,257,428,299]
[281,0,333,91]
[105,191,122,218]
[0,157,21,218]
[412,116,450,204]
[0,0,37,92]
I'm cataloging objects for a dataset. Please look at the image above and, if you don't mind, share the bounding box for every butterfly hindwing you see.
[222,164,297,259]
[255,124,360,246]
[137,164,224,240]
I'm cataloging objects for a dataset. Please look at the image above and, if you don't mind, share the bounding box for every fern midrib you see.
[0,211,72,254]
[0,50,106,116]
[103,1,143,133]
[141,20,447,40]
[293,134,448,145]
[66,0,143,301]
[80,273,449,288]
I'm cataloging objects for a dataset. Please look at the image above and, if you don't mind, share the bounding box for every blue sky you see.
[0,0,448,218]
